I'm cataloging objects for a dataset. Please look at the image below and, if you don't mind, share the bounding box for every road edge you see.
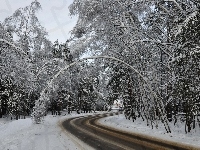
[58,117,95,150]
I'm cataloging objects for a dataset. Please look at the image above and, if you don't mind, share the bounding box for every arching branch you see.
[32,55,170,133]
[0,39,27,56]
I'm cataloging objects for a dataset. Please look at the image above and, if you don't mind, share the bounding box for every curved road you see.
[62,112,198,150]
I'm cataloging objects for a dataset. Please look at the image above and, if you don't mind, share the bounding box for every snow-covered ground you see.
[98,113,200,148]
[0,111,97,150]
[1,111,200,150]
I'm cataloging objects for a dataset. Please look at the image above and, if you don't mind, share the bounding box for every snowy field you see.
[1,111,200,150]
[98,113,200,149]
[0,111,97,150]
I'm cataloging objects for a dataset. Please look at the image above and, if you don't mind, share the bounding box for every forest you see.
[0,0,199,134]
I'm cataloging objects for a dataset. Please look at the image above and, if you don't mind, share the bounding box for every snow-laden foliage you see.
[170,3,200,133]
[69,0,200,133]
[0,22,34,119]
[1,0,199,134]
[0,1,52,121]
[3,0,46,54]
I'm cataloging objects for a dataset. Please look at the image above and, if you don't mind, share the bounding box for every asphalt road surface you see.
[62,112,199,150]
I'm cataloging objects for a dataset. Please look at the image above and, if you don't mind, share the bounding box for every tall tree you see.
[171,1,200,132]
[3,0,47,55]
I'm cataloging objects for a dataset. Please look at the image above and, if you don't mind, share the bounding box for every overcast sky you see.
[0,0,77,43]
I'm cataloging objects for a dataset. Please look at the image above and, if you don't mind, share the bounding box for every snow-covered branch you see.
[36,58,64,77]
[170,48,200,63]
[175,11,198,37]
[0,39,28,56]
[164,0,183,10]
[132,40,173,57]
[33,55,169,131]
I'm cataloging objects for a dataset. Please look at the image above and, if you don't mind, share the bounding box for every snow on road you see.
[98,113,200,148]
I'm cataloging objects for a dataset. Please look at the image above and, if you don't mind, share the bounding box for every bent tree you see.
[32,55,171,133]
[69,0,200,133]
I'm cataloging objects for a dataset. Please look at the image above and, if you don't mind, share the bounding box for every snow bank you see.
[98,114,200,148]
[0,111,98,150]
[0,117,32,138]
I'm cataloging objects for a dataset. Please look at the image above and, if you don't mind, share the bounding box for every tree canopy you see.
[0,0,199,133]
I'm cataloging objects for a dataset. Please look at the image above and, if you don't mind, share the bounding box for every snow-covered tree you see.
[3,0,47,54]
[1,1,52,120]
[0,21,34,118]
[170,1,200,133]
[69,0,199,132]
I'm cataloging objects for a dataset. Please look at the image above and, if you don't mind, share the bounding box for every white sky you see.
[0,0,77,43]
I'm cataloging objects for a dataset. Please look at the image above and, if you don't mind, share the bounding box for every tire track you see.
[62,112,199,150]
